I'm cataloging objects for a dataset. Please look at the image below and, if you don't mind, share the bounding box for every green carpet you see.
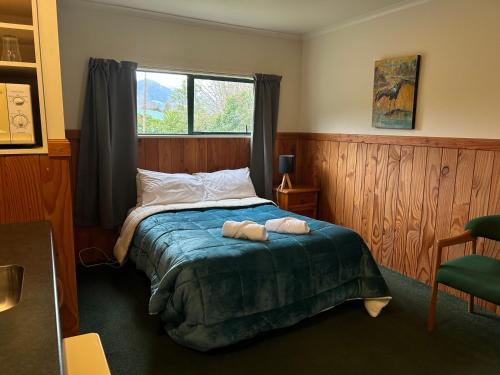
[77,264,500,375]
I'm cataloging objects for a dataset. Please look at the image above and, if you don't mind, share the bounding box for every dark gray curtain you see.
[75,58,138,229]
[250,74,282,199]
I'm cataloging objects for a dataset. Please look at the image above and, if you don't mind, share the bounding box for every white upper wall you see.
[57,2,302,131]
[301,0,500,138]
[58,0,500,139]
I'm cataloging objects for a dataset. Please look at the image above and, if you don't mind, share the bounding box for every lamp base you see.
[280,173,293,190]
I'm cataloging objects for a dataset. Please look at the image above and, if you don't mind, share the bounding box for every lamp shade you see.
[279,155,295,174]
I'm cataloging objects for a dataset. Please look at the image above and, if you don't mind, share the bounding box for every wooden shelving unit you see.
[0,0,48,154]
[0,22,34,31]
[0,61,37,70]
[0,0,33,25]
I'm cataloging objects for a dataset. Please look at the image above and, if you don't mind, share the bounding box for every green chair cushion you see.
[464,215,500,241]
[437,255,500,305]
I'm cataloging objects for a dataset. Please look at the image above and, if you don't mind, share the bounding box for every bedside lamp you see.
[279,154,295,190]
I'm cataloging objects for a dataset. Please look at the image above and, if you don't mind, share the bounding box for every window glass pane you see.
[137,71,188,134]
[194,78,254,133]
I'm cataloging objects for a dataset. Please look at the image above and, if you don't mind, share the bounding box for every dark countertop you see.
[0,221,63,375]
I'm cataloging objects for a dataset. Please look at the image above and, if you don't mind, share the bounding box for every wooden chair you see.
[427,215,500,332]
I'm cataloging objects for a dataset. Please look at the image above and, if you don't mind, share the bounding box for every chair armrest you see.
[435,230,475,269]
[437,231,474,249]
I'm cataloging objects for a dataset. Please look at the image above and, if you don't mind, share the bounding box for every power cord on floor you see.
[78,247,122,269]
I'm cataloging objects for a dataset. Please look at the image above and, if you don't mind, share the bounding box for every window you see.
[137,70,254,135]
[137,71,188,134]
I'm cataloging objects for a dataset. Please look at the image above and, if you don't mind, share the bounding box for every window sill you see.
[137,134,252,139]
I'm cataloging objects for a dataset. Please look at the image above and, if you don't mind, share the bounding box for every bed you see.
[114,196,391,351]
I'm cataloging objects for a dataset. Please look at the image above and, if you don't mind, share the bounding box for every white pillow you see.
[195,167,257,201]
[136,168,205,207]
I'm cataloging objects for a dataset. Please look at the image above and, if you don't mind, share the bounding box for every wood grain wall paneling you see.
[207,138,250,171]
[158,138,180,172]
[352,143,367,234]
[342,143,358,230]
[143,138,160,171]
[434,149,458,267]
[360,144,378,246]
[185,138,208,173]
[136,137,251,174]
[66,131,80,196]
[417,147,442,284]
[404,146,427,279]
[275,133,500,313]
[322,141,336,223]
[392,145,414,273]
[334,143,348,227]
[380,145,401,269]
[1,155,45,223]
[371,145,389,261]
[296,139,333,222]
[449,150,476,258]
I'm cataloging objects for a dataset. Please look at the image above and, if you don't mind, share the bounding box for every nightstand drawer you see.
[287,192,317,206]
[274,185,320,219]
[289,205,317,218]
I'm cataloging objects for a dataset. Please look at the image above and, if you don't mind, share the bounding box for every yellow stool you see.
[63,333,111,375]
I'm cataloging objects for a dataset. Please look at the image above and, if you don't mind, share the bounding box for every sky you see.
[136,71,185,88]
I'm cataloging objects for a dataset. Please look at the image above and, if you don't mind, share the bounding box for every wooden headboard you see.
[66,130,251,193]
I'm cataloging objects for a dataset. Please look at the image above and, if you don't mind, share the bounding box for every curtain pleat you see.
[250,73,282,200]
[75,58,138,229]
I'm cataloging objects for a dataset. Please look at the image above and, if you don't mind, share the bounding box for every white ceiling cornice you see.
[59,0,431,41]
[305,0,432,40]
[60,0,303,41]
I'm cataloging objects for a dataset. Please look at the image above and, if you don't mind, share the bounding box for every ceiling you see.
[76,0,422,36]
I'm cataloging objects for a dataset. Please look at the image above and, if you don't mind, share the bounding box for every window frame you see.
[137,69,255,137]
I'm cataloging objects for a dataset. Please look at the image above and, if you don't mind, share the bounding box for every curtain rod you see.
[138,64,254,80]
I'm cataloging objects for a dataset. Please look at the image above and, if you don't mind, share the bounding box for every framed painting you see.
[372,55,420,129]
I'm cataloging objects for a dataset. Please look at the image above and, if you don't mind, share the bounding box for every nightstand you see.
[274,186,320,219]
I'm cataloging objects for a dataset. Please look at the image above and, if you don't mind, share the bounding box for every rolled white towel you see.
[222,220,268,241]
[265,217,310,234]
[364,297,392,317]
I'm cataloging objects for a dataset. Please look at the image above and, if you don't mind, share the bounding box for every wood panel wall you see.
[276,132,500,313]
[0,141,79,337]
[138,137,251,173]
